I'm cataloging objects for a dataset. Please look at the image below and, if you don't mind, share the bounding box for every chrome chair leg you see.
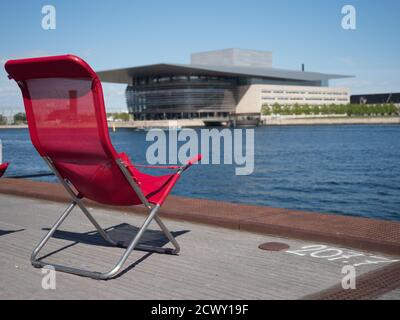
[31,201,77,266]
[30,203,180,280]
[154,215,180,254]
[31,157,182,280]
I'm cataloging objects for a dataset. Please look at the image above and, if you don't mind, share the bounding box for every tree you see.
[271,103,282,115]
[0,114,7,125]
[292,103,301,115]
[301,104,311,115]
[261,105,271,115]
[312,105,320,115]
[13,112,27,124]
[109,112,130,121]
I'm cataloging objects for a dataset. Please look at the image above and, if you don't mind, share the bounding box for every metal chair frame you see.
[31,156,188,280]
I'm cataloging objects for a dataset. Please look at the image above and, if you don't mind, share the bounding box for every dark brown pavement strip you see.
[0,178,399,255]
[302,262,400,300]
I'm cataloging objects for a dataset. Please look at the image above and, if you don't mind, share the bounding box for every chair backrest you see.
[5,55,116,162]
[5,55,140,205]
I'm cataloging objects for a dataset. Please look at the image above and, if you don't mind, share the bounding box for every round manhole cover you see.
[258,242,290,251]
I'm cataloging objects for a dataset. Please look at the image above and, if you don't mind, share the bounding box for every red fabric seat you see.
[118,152,178,205]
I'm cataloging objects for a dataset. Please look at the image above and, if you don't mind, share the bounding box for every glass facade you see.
[125,73,331,121]
[126,75,238,120]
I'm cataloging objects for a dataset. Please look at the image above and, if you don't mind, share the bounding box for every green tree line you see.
[0,114,7,125]
[262,103,400,117]
[107,112,130,121]
[0,113,26,125]
[0,112,132,125]
[13,112,27,124]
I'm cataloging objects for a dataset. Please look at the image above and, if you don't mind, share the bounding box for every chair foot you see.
[31,259,104,280]
[135,244,178,255]
[31,260,42,268]
[114,241,178,255]
[30,187,182,279]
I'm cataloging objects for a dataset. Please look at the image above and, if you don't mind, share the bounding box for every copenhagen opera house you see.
[98,48,351,125]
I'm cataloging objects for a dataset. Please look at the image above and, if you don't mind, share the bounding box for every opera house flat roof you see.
[97,63,352,84]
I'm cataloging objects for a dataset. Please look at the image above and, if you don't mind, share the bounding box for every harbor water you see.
[1,125,399,221]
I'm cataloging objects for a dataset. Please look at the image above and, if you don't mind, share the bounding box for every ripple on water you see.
[1,125,400,221]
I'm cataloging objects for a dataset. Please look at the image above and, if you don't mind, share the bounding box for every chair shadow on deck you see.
[0,229,25,237]
[39,223,190,279]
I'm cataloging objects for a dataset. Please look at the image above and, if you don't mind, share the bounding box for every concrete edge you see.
[0,178,399,256]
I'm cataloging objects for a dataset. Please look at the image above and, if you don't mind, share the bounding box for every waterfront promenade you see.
[0,178,399,299]
[1,116,400,130]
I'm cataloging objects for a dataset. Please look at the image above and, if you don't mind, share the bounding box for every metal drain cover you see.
[259,242,290,251]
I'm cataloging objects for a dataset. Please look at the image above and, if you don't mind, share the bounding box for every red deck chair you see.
[5,55,201,280]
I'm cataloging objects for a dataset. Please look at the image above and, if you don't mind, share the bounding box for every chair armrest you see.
[180,154,202,173]
[133,164,182,170]
[118,151,202,174]
[157,154,202,204]
[118,152,182,170]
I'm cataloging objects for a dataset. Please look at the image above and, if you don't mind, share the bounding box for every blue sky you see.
[0,0,399,113]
